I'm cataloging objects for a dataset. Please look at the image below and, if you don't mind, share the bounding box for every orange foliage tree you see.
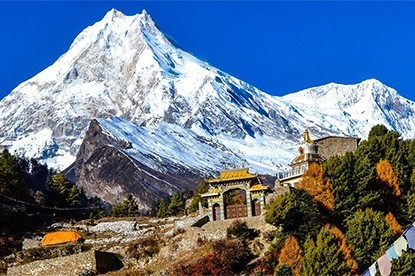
[325,224,359,273]
[376,159,402,197]
[278,235,303,276]
[385,212,403,235]
[297,163,335,212]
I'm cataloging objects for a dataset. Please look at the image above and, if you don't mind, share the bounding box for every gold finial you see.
[232,164,237,169]
[242,162,245,168]
[224,164,228,170]
[304,128,313,143]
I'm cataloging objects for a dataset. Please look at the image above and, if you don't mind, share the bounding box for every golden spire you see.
[304,128,313,143]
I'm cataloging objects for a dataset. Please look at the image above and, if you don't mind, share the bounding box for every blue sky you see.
[0,1,414,101]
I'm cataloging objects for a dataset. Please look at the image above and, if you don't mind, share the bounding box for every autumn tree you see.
[301,227,350,276]
[278,235,303,276]
[385,212,403,235]
[325,224,358,273]
[297,163,334,212]
[376,159,402,197]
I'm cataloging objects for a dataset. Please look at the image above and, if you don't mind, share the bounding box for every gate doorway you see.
[224,189,248,219]
[213,203,221,221]
[252,199,261,216]
[226,204,248,219]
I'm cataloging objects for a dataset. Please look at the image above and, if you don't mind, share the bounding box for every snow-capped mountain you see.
[1,8,415,181]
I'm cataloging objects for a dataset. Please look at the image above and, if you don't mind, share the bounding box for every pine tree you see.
[0,149,28,199]
[49,172,80,207]
[189,179,209,212]
[157,197,170,218]
[301,227,350,276]
[123,194,139,216]
[345,208,395,270]
[391,250,415,275]
[324,152,357,221]
[111,194,139,217]
[265,189,321,243]
[168,193,185,216]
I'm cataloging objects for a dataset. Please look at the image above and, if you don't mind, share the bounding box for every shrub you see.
[126,236,160,260]
[226,220,258,242]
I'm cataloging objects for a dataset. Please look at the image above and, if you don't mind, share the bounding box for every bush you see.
[173,238,251,275]
[226,220,258,242]
[126,236,160,260]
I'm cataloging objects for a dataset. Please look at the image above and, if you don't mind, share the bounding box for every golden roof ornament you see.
[303,128,313,143]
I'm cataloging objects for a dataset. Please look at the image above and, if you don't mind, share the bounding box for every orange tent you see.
[41,231,82,246]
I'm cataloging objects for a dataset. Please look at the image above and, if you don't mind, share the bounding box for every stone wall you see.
[7,250,122,276]
[315,136,360,159]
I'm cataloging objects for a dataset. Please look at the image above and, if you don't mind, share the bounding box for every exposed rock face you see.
[69,119,201,210]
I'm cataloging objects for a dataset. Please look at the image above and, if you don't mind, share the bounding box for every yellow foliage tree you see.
[297,163,335,212]
[385,212,403,235]
[325,224,359,273]
[278,235,303,276]
[376,159,402,197]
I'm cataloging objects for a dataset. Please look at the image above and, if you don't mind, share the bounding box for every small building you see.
[276,129,360,188]
[201,166,269,221]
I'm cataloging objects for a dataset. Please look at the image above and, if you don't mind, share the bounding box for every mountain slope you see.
[0,8,415,185]
[0,9,300,172]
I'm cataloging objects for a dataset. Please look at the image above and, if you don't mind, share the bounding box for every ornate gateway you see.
[201,166,269,221]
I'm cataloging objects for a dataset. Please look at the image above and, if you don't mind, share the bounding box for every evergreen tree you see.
[49,172,80,207]
[405,191,415,223]
[265,189,321,243]
[111,194,139,217]
[301,227,350,276]
[353,155,380,211]
[168,193,185,216]
[324,152,357,221]
[368,124,389,140]
[189,179,209,212]
[345,208,395,270]
[156,197,170,218]
[0,149,28,199]
[123,194,139,216]
[275,264,294,276]
[391,250,415,275]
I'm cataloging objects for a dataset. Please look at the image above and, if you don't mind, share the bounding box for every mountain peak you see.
[103,8,125,21]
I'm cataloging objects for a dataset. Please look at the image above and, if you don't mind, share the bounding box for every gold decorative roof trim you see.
[208,168,256,183]
[249,184,269,191]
